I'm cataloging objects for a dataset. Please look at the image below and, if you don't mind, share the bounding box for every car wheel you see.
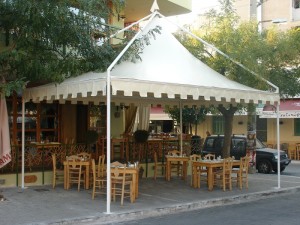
[257,160,272,174]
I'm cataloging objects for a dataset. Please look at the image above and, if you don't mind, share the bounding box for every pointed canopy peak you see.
[150,0,160,13]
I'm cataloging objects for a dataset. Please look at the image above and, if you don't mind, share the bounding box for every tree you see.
[0,0,163,96]
[164,106,207,135]
[175,0,300,157]
[217,104,238,158]
[0,0,126,95]
[177,0,300,97]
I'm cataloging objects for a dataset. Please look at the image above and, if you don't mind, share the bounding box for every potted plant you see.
[133,130,149,143]
[85,130,99,151]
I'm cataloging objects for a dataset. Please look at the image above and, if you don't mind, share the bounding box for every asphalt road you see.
[107,161,300,225]
[110,191,300,225]
[281,160,300,177]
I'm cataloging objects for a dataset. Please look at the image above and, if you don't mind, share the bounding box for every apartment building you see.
[235,0,300,31]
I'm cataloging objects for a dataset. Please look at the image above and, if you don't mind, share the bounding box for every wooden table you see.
[111,166,139,200]
[192,160,240,191]
[165,156,189,181]
[63,160,91,190]
[126,167,139,199]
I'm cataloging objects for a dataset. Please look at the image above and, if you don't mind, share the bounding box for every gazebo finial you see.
[150,0,160,13]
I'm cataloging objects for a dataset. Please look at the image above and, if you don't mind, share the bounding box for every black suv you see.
[202,135,291,174]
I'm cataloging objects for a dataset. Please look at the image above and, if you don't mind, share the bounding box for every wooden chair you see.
[189,154,201,186]
[232,156,250,190]
[204,153,215,160]
[77,152,92,161]
[214,157,234,191]
[98,154,106,178]
[91,159,106,200]
[281,143,289,154]
[296,143,300,160]
[77,152,92,186]
[203,154,216,178]
[66,155,85,191]
[193,154,215,187]
[51,153,64,189]
[168,150,182,177]
[153,151,166,180]
[111,138,128,161]
[111,162,134,205]
[288,146,297,160]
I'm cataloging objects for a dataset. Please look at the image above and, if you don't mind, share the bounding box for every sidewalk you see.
[1,167,300,225]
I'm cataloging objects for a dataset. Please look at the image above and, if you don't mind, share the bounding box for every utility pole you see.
[257,0,263,33]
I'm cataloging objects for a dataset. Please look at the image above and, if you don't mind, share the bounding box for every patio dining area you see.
[1,169,300,225]
[2,8,286,223]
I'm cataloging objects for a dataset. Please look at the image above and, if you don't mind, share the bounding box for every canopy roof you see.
[24,14,279,106]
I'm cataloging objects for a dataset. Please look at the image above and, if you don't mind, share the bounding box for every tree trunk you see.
[247,103,257,171]
[217,104,238,158]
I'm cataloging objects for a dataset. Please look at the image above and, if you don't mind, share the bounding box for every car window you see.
[214,138,223,149]
[206,138,214,148]
[231,138,247,159]
[232,139,244,147]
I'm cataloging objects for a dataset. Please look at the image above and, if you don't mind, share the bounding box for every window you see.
[88,104,106,136]
[294,118,300,136]
[212,116,224,135]
[294,0,300,9]
[8,95,60,144]
[256,116,267,142]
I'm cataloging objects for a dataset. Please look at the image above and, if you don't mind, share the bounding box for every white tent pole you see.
[276,103,281,189]
[21,98,25,189]
[105,11,159,214]
[180,101,183,155]
[106,69,111,214]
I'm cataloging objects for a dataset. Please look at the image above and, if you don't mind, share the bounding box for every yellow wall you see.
[267,118,300,148]
[0,171,53,188]
[111,103,125,137]
[194,115,248,138]
[196,115,299,150]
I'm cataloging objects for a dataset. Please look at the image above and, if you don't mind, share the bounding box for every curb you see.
[48,186,300,225]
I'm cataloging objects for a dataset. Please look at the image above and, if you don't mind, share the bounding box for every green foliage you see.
[0,0,162,96]
[175,0,300,98]
[0,0,124,94]
[0,78,26,96]
[164,106,208,134]
[121,26,162,63]
[85,129,99,144]
[133,130,149,143]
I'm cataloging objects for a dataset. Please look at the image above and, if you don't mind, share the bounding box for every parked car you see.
[202,135,291,174]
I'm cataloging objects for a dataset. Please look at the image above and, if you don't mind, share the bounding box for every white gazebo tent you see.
[23,6,280,213]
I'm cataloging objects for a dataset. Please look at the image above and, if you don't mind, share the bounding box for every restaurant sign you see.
[257,110,300,118]
[257,100,300,118]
